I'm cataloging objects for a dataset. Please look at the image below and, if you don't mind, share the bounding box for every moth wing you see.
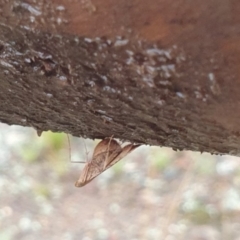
[106,144,141,168]
[75,142,140,187]
[75,148,121,187]
[75,154,105,187]
[93,138,121,157]
[103,148,122,168]
[75,163,91,187]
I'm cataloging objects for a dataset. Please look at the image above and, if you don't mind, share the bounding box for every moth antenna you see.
[104,135,114,168]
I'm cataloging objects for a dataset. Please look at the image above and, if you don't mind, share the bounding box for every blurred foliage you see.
[112,160,125,176]
[19,135,42,163]
[181,191,219,225]
[192,153,216,175]
[2,125,240,240]
[186,205,212,224]
[19,131,69,176]
[0,228,16,240]
[150,148,172,171]
[40,132,66,152]
[33,184,51,200]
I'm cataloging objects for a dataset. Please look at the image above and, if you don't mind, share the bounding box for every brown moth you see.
[75,137,140,187]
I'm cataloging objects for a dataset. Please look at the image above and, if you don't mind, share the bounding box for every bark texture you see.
[0,0,240,156]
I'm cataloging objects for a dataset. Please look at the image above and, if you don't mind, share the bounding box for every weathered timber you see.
[0,0,240,155]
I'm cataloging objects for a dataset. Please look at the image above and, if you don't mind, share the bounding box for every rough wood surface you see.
[0,0,240,155]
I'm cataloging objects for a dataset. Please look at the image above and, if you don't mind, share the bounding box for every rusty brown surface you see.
[0,0,240,155]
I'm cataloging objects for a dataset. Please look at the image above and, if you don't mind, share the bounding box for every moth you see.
[75,137,140,187]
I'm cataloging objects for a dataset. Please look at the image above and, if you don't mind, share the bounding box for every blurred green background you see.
[0,123,240,240]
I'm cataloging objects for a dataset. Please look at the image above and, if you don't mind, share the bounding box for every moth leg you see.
[82,138,90,163]
[66,134,73,163]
